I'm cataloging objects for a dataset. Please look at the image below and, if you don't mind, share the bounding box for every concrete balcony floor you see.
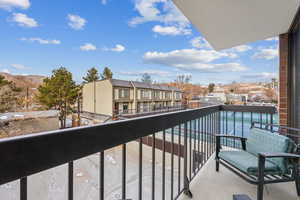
[178,155,299,200]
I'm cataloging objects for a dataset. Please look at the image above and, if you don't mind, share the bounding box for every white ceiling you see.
[173,0,300,50]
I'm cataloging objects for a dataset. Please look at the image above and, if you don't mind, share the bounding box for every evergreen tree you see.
[141,73,152,84]
[101,67,113,80]
[208,83,215,93]
[37,67,80,128]
[83,67,100,83]
[0,75,22,112]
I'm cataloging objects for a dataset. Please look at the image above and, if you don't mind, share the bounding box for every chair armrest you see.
[215,134,247,140]
[215,135,247,152]
[258,152,300,159]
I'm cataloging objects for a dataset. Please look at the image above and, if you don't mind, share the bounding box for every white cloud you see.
[130,0,188,26]
[80,43,97,51]
[230,45,252,52]
[20,37,61,45]
[144,49,236,64]
[104,44,125,52]
[119,69,171,77]
[10,13,38,27]
[101,0,107,4]
[190,37,212,49]
[10,64,30,70]
[173,63,248,73]
[143,49,247,72]
[0,0,30,10]
[2,69,10,73]
[265,37,279,41]
[252,48,278,60]
[67,14,86,30]
[152,25,191,36]
[241,72,277,80]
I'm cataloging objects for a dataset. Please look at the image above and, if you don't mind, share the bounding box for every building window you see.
[141,90,150,99]
[153,91,159,99]
[123,104,128,113]
[119,89,130,98]
[175,92,181,99]
[166,92,171,99]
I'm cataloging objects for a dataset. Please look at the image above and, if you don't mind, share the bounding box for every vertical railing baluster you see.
[205,115,208,161]
[233,112,236,148]
[99,152,104,200]
[68,162,73,200]
[218,111,221,147]
[20,177,27,200]
[270,114,274,132]
[162,130,166,200]
[194,119,196,174]
[212,113,214,153]
[250,112,253,125]
[139,138,143,200]
[212,113,217,152]
[210,114,213,156]
[201,117,204,167]
[122,144,126,200]
[207,115,210,159]
[197,118,200,171]
[225,111,228,147]
[222,111,224,146]
[209,114,211,156]
[171,127,174,200]
[183,122,190,196]
[242,112,244,139]
[211,113,216,152]
[152,133,156,200]
[189,121,192,180]
[260,113,263,128]
[178,124,181,195]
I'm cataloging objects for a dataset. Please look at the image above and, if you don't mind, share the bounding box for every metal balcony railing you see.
[0,105,276,200]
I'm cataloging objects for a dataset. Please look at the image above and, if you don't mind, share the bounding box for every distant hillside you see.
[0,73,45,90]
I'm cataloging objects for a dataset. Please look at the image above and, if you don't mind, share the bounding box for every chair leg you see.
[257,183,264,200]
[216,159,219,172]
[257,155,265,200]
[295,178,300,196]
[294,163,300,196]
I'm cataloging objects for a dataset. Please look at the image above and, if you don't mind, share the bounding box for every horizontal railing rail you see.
[0,104,277,200]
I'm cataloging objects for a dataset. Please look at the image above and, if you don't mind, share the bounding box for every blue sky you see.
[0,0,279,84]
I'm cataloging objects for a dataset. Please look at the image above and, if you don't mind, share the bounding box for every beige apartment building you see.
[82,79,183,117]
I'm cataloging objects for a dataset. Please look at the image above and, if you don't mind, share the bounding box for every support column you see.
[279,33,290,126]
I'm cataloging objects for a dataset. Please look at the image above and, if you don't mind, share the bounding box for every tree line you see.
[37,66,113,128]
[0,66,202,129]
[0,66,113,129]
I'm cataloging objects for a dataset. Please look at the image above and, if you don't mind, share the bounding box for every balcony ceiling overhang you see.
[173,0,300,50]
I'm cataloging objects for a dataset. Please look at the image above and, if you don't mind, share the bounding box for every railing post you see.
[183,122,193,198]
[20,177,27,200]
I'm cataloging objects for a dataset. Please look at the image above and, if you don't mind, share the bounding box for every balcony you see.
[1,105,298,200]
[115,105,185,118]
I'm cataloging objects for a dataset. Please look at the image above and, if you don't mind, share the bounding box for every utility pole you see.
[26,87,29,111]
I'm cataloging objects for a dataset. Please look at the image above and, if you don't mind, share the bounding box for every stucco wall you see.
[82,80,113,116]
[95,80,113,116]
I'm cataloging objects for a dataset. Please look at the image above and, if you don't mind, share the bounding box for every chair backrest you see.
[246,128,293,173]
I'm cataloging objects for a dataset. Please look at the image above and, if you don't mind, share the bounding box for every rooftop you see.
[109,78,181,92]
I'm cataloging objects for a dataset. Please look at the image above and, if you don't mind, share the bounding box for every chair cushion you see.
[246,128,292,173]
[219,150,281,175]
